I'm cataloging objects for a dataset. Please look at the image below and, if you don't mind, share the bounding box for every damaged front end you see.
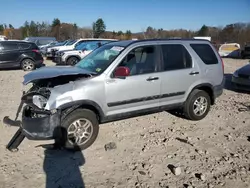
[4,66,95,151]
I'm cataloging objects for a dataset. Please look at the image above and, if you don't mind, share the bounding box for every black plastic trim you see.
[58,100,105,121]
[107,91,185,107]
[102,102,183,123]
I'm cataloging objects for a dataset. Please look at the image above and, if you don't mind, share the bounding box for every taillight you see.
[220,56,224,73]
[212,43,224,73]
[32,49,40,53]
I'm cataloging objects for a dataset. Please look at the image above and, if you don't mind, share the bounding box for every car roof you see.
[78,38,118,41]
[25,37,56,39]
[0,40,35,45]
[106,38,212,47]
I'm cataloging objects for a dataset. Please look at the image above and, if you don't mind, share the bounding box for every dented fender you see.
[44,79,90,111]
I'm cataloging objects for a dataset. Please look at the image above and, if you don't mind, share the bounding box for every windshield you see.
[75,41,101,51]
[75,42,88,50]
[75,44,125,74]
[66,40,76,46]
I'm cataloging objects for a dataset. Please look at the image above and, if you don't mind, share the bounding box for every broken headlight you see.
[32,95,48,109]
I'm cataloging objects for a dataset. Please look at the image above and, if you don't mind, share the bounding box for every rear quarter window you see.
[190,43,218,65]
[19,43,31,50]
[30,43,39,50]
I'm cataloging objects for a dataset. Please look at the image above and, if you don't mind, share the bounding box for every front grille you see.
[238,74,249,79]
[51,50,58,57]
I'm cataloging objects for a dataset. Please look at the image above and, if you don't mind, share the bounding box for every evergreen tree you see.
[93,18,106,38]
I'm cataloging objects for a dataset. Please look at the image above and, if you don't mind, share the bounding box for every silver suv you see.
[4,39,224,152]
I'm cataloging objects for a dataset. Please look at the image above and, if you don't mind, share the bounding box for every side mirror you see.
[114,66,130,78]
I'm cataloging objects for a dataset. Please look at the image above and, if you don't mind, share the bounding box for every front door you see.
[0,42,20,68]
[105,45,162,116]
[158,43,201,106]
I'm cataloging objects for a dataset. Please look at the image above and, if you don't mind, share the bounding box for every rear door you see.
[0,42,20,68]
[158,43,201,106]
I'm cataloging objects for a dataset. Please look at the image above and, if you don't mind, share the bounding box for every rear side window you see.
[190,44,218,65]
[1,43,19,51]
[37,39,53,46]
[19,43,31,49]
[31,43,39,50]
[161,44,192,71]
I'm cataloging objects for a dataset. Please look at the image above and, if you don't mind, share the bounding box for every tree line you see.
[0,18,250,47]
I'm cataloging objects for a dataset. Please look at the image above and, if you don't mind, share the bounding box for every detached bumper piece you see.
[3,105,61,152]
[3,116,25,152]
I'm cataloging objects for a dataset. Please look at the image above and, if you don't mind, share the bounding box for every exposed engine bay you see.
[4,73,93,152]
[23,74,91,111]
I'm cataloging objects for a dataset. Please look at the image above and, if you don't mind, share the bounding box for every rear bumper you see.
[4,106,61,140]
[34,59,45,68]
[53,56,66,65]
[213,77,225,98]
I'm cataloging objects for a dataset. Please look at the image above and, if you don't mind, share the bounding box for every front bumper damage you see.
[3,67,95,152]
[3,96,62,152]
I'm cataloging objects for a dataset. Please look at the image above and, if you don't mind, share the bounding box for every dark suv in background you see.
[0,41,44,71]
[241,43,250,59]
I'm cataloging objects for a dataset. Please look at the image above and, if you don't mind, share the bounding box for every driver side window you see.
[117,45,157,76]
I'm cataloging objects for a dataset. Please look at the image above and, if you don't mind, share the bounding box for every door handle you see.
[146,77,159,81]
[189,71,199,75]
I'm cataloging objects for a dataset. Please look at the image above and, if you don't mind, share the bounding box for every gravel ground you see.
[0,58,250,188]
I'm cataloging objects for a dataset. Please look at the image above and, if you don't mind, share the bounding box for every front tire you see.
[21,59,35,71]
[61,109,99,151]
[183,89,211,121]
[66,56,80,66]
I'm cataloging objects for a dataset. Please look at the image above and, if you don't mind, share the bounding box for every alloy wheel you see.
[67,118,93,145]
[193,96,208,116]
[22,59,34,71]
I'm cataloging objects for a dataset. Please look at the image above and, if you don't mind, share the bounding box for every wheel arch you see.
[188,83,215,105]
[20,57,35,65]
[58,100,105,123]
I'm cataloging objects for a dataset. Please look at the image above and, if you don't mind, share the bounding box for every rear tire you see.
[60,109,99,151]
[21,59,35,71]
[66,56,80,66]
[183,89,211,121]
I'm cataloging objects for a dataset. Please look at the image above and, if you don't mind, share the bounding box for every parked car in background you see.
[218,43,241,58]
[241,43,250,59]
[24,37,56,48]
[42,40,70,56]
[46,38,116,59]
[39,41,58,49]
[0,35,8,41]
[0,40,44,71]
[4,39,224,151]
[232,62,250,91]
[53,39,117,65]
[46,39,75,58]
[193,36,211,41]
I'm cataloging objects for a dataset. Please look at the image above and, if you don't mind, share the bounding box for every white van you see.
[0,35,8,41]
[218,43,241,58]
[194,36,211,41]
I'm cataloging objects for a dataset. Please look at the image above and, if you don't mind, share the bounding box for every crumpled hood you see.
[23,66,96,85]
[237,63,250,75]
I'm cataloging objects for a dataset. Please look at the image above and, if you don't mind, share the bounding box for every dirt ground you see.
[1,58,250,188]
